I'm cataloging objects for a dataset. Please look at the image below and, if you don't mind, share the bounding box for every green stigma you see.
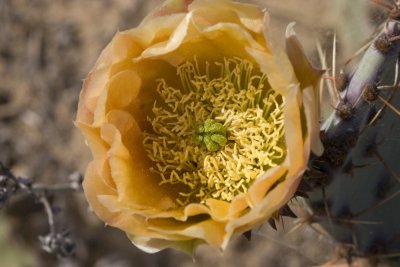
[193,119,227,152]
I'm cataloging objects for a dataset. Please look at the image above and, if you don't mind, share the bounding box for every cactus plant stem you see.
[324,20,400,142]
[353,189,400,218]
[374,151,400,182]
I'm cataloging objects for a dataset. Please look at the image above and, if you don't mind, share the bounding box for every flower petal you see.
[285,22,325,89]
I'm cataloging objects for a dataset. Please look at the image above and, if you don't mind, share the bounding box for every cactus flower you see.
[76,0,323,253]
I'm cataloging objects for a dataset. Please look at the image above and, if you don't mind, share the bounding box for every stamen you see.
[143,58,286,205]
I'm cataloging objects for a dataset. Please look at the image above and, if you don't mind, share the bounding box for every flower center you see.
[193,119,227,152]
[143,58,286,206]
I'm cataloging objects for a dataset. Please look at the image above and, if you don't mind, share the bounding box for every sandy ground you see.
[0,0,384,266]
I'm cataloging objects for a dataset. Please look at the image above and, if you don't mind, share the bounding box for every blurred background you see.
[0,0,385,266]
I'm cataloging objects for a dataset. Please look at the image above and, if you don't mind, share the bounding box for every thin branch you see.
[39,195,56,236]
[0,161,81,257]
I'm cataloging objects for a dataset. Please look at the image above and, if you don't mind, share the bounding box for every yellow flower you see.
[76,0,323,253]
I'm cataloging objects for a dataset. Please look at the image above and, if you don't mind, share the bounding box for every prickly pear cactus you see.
[303,11,400,266]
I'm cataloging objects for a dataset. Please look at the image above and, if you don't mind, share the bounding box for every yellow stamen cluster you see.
[143,58,286,205]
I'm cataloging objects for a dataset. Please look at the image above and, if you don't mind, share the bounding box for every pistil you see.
[193,119,227,152]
